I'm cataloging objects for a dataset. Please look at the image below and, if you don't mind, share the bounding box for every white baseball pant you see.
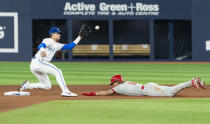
[142,81,192,97]
[26,58,70,92]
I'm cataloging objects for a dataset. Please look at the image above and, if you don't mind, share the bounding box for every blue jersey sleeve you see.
[61,42,76,50]
[38,43,46,50]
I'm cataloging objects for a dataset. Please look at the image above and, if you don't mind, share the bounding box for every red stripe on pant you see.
[141,85,144,90]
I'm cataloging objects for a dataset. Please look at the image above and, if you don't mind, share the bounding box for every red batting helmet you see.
[110,75,124,85]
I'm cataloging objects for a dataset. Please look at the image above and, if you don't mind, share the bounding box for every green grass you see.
[0,62,209,85]
[0,99,210,124]
[0,62,209,124]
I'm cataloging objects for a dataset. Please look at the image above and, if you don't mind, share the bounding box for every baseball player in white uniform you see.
[19,25,92,97]
[81,75,207,97]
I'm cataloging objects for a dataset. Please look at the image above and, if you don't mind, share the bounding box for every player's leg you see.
[37,60,77,96]
[143,78,204,97]
[40,63,68,92]
[20,59,51,91]
[170,80,192,95]
[171,78,207,94]
[143,82,175,97]
[25,71,51,90]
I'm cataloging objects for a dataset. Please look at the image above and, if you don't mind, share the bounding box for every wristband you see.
[73,36,82,44]
[40,47,45,52]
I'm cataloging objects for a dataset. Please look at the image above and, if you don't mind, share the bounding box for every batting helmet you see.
[49,27,62,34]
[110,75,124,85]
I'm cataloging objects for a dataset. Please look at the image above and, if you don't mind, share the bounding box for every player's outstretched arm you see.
[81,90,114,96]
[96,90,114,96]
[61,36,82,50]
[61,24,92,50]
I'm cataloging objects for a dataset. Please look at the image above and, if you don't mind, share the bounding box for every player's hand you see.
[40,51,47,58]
[81,92,96,96]
[79,24,92,37]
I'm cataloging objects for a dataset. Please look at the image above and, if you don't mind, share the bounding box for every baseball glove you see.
[79,24,92,37]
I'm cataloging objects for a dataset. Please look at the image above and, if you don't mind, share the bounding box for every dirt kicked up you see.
[0,85,209,113]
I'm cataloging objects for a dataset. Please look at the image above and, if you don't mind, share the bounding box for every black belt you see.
[32,57,44,61]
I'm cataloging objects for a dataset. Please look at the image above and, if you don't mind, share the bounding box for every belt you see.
[141,85,144,90]
[32,56,44,61]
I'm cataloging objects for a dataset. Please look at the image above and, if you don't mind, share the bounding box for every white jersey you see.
[35,38,64,62]
[112,81,144,96]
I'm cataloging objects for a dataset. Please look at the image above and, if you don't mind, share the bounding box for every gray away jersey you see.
[112,81,144,96]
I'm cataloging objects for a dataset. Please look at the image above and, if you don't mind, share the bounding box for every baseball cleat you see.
[195,78,207,89]
[19,80,30,91]
[61,91,78,97]
[191,78,200,89]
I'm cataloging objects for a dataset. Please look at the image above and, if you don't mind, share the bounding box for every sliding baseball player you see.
[20,25,92,97]
[81,75,207,96]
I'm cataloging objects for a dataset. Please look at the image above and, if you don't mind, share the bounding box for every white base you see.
[4,91,30,96]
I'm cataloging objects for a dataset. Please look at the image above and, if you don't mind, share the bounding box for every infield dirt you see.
[0,85,209,113]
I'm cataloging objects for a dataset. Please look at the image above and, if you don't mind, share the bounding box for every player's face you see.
[52,33,61,41]
[113,82,119,87]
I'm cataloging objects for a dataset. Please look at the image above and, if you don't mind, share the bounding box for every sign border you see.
[0,12,18,53]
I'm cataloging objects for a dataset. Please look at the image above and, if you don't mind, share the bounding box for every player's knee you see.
[41,83,51,90]
[44,85,51,90]
[58,69,62,74]
[52,69,62,76]
[168,93,175,97]
[55,69,62,75]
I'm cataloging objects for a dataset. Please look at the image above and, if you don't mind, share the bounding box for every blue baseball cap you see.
[49,27,62,34]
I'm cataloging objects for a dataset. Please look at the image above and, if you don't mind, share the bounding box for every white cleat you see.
[19,80,30,91]
[61,91,78,97]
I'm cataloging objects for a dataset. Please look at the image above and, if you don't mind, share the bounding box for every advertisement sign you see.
[63,2,160,16]
[0,12,18,53]
[31,0,191,19]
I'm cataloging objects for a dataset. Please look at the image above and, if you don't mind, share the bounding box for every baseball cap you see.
[49,27,62,34]
[110,75,124,85]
